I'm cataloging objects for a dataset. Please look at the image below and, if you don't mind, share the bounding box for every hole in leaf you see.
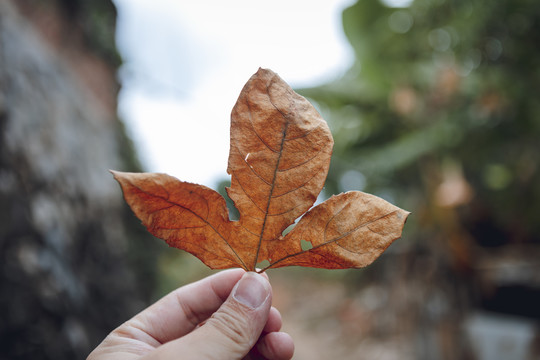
[256,260,270,269]
[216,180,239,220]
[301,239,313,251]
[282,223,295,236]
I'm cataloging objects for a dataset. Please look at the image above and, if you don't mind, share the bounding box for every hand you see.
[87,269,294,360]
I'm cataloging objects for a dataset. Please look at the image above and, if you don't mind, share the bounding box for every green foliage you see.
[300,0,540,247]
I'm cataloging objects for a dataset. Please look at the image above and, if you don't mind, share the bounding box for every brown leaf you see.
[112,68,409,272]
[265,192,409,269]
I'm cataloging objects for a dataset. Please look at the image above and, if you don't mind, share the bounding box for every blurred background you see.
[1,0,539,359]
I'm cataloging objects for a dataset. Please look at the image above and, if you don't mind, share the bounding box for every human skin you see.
[87,269,294,360]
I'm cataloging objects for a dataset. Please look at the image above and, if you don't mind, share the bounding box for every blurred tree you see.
[297,0,540,357]
[301,0,540,254]
[0,1,162,359]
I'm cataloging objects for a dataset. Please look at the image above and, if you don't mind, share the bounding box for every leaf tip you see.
[400,209,412,221]
[109,170,135,184]
[109,169,123,179]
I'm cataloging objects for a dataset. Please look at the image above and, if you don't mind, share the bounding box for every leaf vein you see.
[263,210,400,270]
[277,139,327,172]
[230,172,266,214]
[271,165,324,199]
[253,76,290,269]
[244,96,279,153]
[132,182,247,270]
[231,143,271,186]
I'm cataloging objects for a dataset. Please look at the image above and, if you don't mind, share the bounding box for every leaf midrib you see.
[252,77,293,270]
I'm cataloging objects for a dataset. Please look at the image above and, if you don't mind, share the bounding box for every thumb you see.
[156,272,272,360]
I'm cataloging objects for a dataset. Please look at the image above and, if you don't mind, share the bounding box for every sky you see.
[112,0,356,187]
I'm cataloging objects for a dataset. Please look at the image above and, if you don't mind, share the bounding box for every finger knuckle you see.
[208,304,252,346]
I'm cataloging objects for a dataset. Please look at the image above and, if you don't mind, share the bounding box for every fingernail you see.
[232,272,269,309]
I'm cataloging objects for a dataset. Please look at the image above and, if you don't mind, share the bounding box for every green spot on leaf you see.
[301,239,313,251]
[256,260,270,269]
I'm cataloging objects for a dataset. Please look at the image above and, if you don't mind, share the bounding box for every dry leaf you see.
[112,68,409,272]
